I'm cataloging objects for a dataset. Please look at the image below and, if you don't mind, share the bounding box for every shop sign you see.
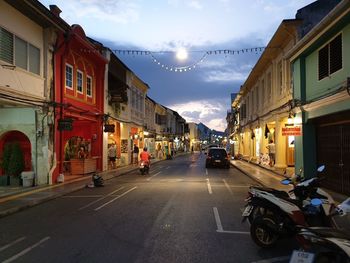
[57,118,73,131]
[282,126,302,136]
[104,124,115,133]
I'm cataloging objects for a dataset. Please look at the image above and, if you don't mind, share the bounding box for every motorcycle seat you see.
[253,186,290,199]
[302,227,350,239]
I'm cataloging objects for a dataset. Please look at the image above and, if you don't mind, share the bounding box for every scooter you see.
[93,173,104,187]
[139,160,149,175]
[290,197,350,263]
[242,165,337,248]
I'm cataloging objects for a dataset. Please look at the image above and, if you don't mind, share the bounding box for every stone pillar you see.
[274,117,287,171]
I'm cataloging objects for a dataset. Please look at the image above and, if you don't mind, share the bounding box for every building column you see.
[275,118,287,171]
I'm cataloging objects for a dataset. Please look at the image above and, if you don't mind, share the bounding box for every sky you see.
[40,0,315,131]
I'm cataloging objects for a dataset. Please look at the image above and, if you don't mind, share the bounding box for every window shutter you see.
[0,27,13,64]
[329,34,342,74]
[318,45,329,80]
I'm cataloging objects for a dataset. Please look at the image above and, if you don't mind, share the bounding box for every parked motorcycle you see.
[290,197,350,263]
[139,160,149,175]
[93,173,104,187]
[242,165,337,248]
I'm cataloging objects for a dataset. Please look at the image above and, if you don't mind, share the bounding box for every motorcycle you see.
[290,197,350,263]
[242,165,337,248]
[93,173,104,187]
[139,160,150,175]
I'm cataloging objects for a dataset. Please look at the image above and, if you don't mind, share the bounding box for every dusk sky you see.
[40,0,315,131]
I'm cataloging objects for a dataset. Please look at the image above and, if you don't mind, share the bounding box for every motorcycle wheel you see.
[248,206,273,224]
[250,215,279,248]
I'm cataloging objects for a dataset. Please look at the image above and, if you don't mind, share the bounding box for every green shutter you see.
[0,27,14,64]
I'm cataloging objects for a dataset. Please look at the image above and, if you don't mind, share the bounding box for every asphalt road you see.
[0,153,298,263]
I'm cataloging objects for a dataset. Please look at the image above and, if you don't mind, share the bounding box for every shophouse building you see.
[232,0,341,174]
[286,0,350,195]
[53,12,107,182]
[0,0,68,185]
[154,103,167,159]
[101,49,129,170]
[173,111,186,152]
[232,19,300,172]
[124,72,149,164]
[144,96,157,158]
[187,122,200,151]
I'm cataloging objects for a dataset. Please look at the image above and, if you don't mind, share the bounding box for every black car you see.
[205,148,230,169]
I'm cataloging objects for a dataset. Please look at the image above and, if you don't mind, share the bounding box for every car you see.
[202,144,220,153]
[205,147,230,169]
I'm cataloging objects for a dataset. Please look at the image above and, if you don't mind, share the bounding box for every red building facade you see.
[53,25,107,183]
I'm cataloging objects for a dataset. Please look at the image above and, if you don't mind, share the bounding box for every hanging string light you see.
[110,46,266,72]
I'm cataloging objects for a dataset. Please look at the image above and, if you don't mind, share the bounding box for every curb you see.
[230,161,265,186]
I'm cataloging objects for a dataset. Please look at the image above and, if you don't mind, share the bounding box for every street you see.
[0,154,298,263]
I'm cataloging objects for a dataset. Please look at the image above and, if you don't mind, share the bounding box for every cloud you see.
[187,1,203,10]
[203,70,247,83]
[59,0,140,24]
[167,99,229,131]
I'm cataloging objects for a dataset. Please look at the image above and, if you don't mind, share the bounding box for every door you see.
[317,124,350,195]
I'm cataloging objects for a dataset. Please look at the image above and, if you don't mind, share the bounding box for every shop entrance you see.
[0,131,32,175]
[317,123,350,195]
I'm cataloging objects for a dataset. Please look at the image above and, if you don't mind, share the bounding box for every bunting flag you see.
[264,124,270,139]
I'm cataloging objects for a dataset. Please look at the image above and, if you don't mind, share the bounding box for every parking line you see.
[94,187,137,211]
[146,171,161,181]
[207,178,212,194]
[213,207,249,235]
[79,186,125,210]
[223,179,233,195]
[0,237,26,252]
[213,207,223,231]
[2,237,51,263]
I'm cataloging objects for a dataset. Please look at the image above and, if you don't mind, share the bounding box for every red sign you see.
[282,126,302,136]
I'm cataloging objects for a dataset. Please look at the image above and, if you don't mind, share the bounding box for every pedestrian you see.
[266,139,276,167]
[191,145,194,154]
[133,144,139,164]
[108,143,117,168]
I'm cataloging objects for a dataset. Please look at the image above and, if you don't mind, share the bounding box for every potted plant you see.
[0,142,25,186]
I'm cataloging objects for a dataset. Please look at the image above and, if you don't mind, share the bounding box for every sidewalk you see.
[230,159,347,203]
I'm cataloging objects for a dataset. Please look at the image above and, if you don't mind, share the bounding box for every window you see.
[87,75,92,97]
[277,61,283,94]
[77,70,83,93]
[0,27,13,63]
[318,34,342,80]
[0,27,40,75]
[267,72,272,101]
[65,64,73,89]
[29,44,40,75]
[261,79,265,106]
[15,36,27,70]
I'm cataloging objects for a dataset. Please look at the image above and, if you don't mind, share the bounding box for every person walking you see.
[266,139,276,167]
[133,144,139,164]
[108,143,117,169]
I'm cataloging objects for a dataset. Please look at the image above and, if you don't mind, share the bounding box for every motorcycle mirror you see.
[339,197,350,214]
[281,179,291,185]
[310,198,322,206]
[317,165,325,172]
